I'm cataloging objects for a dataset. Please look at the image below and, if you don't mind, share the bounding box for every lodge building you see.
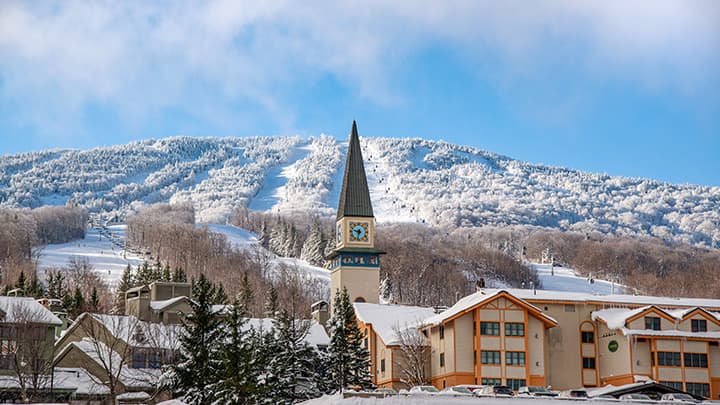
[328,121,720,399]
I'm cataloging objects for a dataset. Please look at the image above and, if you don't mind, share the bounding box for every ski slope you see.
[531,263,626,295]
[35,225,145,289]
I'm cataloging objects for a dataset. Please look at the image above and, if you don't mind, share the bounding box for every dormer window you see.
[691,319,707,332]
[645,316,661,331]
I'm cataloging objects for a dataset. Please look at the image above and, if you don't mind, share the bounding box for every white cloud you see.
[0,0,717,142]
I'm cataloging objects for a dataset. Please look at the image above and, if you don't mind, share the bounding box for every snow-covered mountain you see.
[2,135,719,247]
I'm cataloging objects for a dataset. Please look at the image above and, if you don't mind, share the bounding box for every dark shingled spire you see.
[336,121,374,220]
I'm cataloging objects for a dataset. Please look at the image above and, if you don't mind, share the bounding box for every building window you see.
[505,323,525,336]
[439,324,445,339]
[482,378,501,386]
[132,350,147,368]
[645,316,661,330]
[480,322,500,335]
[684,352,708,368]
[657,351,681,366]
[507,379,526,391]
[582,357,596,369]
[581,331,595,343]
[686,383,710,398]
[473,350,477,365]
[440,353,445,367]
[564,304,575,312]
[473,321,477,336]
[659,381,684,391]
[148,351,162,369]
[481,350,501,365]
[691,319,707,332]
[506,351,526,366]
[381,358,385,373]
[0,354,15,370]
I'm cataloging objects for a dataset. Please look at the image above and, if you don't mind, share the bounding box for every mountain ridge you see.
[1,135,718,248]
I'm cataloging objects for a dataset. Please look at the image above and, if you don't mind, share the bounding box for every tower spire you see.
[336,120,374,220]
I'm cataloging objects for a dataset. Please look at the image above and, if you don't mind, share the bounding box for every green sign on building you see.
[608,340,619,353]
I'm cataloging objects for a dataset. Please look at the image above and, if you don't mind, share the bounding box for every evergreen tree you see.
[15,270,26,294]
[71,287,85,317]
[300,220,325,266]
[288,224,299,258]
[264,284,279,318]
[172,267,187,283]
[162,264,172,282]
[268,299,322,402]
[213,283,228,305]
[211,300,260,404]
[268,221,284,256]
[137,262,152,286]
[27,275,44,298]
[115,265,134,314]
[323,237,337,269]
[326,288,371,390]
[258,219,268,247]
[169,274,223,404]
[152,259,163,281]
[89,287,100,312]
[238,271,254,315]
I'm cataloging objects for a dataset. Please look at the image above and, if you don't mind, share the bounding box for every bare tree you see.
[392,322,430,387]
[7,303,56,402]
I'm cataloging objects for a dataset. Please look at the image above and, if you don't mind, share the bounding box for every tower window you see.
[581,331,595,343]
[440,353,445,367]
[439,324,444,339]
[380,358,385,373]
[582,357,596,369]
[505,323,525,336]
[355,297,366,303]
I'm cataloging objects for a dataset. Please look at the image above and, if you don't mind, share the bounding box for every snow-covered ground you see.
[302,394,620,405]
[205,223,330,282]
[531,263,626,294]
[35,225,145,289]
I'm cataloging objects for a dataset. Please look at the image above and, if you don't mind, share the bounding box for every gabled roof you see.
[354,303,436,346]
[593,305,720,330]
[336,121,373,220]
[0,296,62,325]
[423,290,558,328]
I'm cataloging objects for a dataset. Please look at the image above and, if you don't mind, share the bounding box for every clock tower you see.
[327,121,384,309]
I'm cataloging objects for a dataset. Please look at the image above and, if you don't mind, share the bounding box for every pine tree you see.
[211,300,260,404]
[258,219,268,247]
[46,270,66,300]
[301,220,325,266]
[172,267,187,283]
[162,264,172,282]
[115,265,134,314]
[89,287,100,312]
[71,287,85,317]
[137,262,152,286]
[238,271,254,315]
[268,299,322,402]
[323,237,337,269]
[27,275,44,298]
[268,221,284,256]
[264,284,279,318]
[288,224,299,258]
[213,283,228,305]
[169,274,223,404]
[15,270,26,294]
[327,288,371,391]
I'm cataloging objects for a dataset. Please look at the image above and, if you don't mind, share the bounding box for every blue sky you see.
[1,1,719,186]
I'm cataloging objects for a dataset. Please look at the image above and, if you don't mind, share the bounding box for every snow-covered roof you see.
[244,317,330,347]
[354,303,436,346]
[423,290,558,328]
[485,288,720,310]
[60,338,162,389]
[593,305,720,330]
[53,367,111,396]
[591,306,655,329]
[0,296,62,325]
[89,313,181,349]
[149,296,190,311]
[620,328,720,340]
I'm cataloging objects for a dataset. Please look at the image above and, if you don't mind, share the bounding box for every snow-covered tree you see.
[326,287,371,390]
[301,220,325,266]
[169,274,223,404]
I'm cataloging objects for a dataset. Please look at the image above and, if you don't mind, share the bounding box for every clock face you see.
[349,222,369,242]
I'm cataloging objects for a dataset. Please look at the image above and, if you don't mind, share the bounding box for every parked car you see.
[593,394,621,401]
[374,387,397,396]
[477,385,514,397]
[560,389,589,399]
[619,394,653,402]
[409,385,440,394]
[518,386,559,397]
[440,386,474,396]
[660,393,699,403]
[454,384,486,393]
